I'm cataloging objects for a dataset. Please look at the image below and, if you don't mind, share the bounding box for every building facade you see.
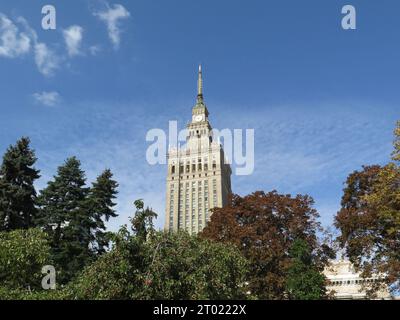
[165,66,232,235]
[324,259,392,300]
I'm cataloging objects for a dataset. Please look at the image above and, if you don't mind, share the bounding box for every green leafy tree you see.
[0,229,51,293]
[0,137,40,231]
[0,287,65,300]
[392,120,400,161]
[285,239,327,300]
[336,164,400,294]
[69,231,248,300]
[131,199,157,242]
[137,232,249,300]
[67,225,149,300]
[335,121,400,294]
[69,201,248,300]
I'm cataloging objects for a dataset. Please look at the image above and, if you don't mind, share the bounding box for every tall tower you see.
[165,66,232,235]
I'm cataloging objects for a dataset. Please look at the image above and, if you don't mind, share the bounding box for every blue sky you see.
[0,0,399,231]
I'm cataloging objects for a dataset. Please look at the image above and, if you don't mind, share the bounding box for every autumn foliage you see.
[335,121,400,294]
[201,191,334,299]
[335,164,400,293]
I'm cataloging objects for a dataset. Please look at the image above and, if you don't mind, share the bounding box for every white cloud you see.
[63,25,83,57]
[1,10,123,77]
[25,99,397,233]
[0,13,31,58]
[93,3,130,49]
[33,91,61,107]
[212,104,390,184]
[16,16,60,77]
[89,45,101,56]
[34,42,59,76]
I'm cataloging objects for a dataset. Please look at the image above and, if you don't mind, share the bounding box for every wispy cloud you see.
[5,95,394,233]
[33,91,61,107]
[1,8,126,77]
[0,14,61,77]
[213,104,393,194]
[93,3,130,49]
[33,43,59,77]
[63,25,84,57]
[89,45,101,56]
[27,100,168,231]
[0,13,81,77]
[18,17,60,77]
[0,13,31,58]
[212,102,395,228]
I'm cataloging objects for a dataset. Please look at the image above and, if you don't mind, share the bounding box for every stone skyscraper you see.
[165,66,232,234]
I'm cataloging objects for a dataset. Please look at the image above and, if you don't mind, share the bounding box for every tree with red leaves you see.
[201,191,334,299]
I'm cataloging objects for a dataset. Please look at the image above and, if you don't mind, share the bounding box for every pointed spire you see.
[197,64,203,102]
[192,64,209,117]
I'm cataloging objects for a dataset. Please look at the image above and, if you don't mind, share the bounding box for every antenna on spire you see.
[197,64,203,97]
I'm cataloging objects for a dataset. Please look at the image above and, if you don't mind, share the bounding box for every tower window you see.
[171,166,175,174]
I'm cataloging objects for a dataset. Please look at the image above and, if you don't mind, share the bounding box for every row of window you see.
[328,278,380,287]
[188,129,209,137]
[171,160,217,175]
[171,172,217,180]
[170,180,216,191]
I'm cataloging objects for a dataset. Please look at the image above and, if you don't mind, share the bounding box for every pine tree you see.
[37,157,91,283]
[0,137,40,231]
[86,169,119,255]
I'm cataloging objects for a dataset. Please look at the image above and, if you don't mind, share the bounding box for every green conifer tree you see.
[0,137,40,231]
[37,157,90,283]
[86,169,119,254]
